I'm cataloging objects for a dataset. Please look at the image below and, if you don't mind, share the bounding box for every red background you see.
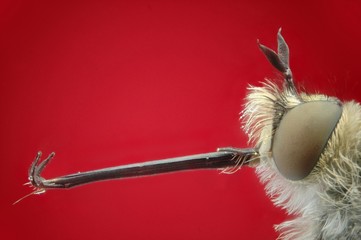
[1,1,361,239]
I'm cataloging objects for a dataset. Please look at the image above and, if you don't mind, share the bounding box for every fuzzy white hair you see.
[242,79,361,239]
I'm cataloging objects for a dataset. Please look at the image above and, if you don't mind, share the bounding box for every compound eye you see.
[272,101,342,180]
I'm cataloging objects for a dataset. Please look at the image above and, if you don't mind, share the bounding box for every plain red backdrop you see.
[1,0,361,239]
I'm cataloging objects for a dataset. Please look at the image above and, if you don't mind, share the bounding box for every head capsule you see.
[257,29,343,181]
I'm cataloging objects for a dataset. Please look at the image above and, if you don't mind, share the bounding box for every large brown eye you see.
[272,101,342,180]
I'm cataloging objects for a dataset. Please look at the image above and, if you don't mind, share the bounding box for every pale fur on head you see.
[242,79,361,239]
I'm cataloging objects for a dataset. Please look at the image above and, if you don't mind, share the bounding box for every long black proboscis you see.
[33,148,257,189]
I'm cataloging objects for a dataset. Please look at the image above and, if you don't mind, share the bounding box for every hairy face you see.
[242,31,361,239]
